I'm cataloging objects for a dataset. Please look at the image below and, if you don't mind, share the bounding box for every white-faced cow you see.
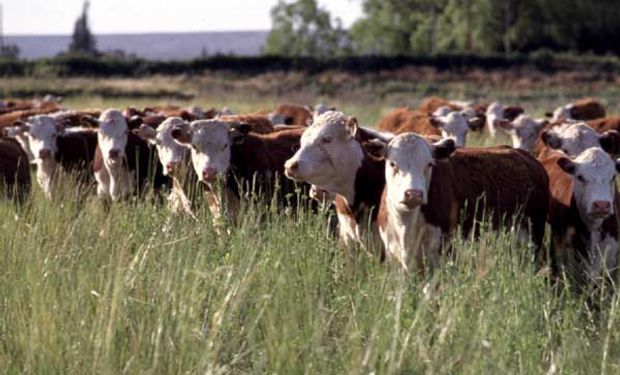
[496,114,549,152]
[170,118,308,221]
[538,147,619,282]
[369,133,549,272]
[284,111,388,250]
[4,114,98,198]
[548,98,606,123]
[485,102,525,138]
[93,109,168,202]
[540,122,620,157]
[133,117,197,217]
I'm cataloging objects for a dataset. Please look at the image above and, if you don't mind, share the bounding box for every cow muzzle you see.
[401,189,424,209]
[284,160,301,179]
[108,148,122,161]
[166,162,177,175]
[39,149,52,160]
[202,168,218,183]
[590,200,612,218]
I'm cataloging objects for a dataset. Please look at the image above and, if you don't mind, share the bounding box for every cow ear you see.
[54,122,66,135]
[133,124,158,144]
[557,157,576,175]
[467,116,485,131]
[599,130,620,155]
[230,122,251,144]
[170,124,192,146]
[345,116,359,138]
[432,138,456,159]
[363,138,388,159]
[536,119,549,129]
[544,111,553,118]
[127,115,144,129]
[541,130,561,150]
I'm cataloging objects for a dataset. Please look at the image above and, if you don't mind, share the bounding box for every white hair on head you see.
[311,110,347,128]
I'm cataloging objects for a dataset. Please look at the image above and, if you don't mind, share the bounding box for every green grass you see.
[2,175,620,374]
[2,76,620,373]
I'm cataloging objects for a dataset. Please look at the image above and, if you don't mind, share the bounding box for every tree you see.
[68,1,97,55]
[263,0,350,57]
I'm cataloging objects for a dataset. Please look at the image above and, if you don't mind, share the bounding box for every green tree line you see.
[265,0,620,56]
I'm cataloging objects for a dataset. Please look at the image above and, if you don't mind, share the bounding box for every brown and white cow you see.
[170,119,308,221]
[495,114,549,152]
[370,133,549,271]
[538,147,619,282]
[548,98,606,123]
[284,111,389,249]
[4,114,98,198]
[93,109,168,202]
[539,122,620,157]
[0,138,31,202]
[484,102,525,138]
[133,117,197,217]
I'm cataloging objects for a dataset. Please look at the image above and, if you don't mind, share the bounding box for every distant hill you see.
[5,31,270,60]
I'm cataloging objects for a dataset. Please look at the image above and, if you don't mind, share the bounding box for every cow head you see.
[370,133,455,211]
[485,102,505,135]
[133,117,189,176]
[98,109,129,166]
[284,111,364,202]
[170,119,250,184]
[7,115,63,163]
[429,111,471,147]
[496,114,548,151]
[541,122,620,157]
[558,147,620,223]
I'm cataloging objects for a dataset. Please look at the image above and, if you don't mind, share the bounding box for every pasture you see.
[2,73,620,374]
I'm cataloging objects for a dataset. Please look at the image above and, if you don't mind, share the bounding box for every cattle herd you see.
[1,95,620,286]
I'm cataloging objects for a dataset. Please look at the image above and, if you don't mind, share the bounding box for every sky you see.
[2,0,364,35]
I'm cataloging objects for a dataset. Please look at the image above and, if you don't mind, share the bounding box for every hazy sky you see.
[2,0,363,35]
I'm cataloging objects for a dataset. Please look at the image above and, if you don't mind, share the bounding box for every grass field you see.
[2,74,620,374]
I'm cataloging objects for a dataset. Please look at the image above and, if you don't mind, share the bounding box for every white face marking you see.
[503,115,546,151]
[98,109,129,165]
[384,134,435,211]
[179,120,233,182]
[434,112,469,147]
[485,102,504,137]
[22,115,60,162]
[139,117,189,176]
[432,106,452,117]
[568,148,618,223]
[546,122,602,157]
[552,104,573,122]
[284,111,363,202]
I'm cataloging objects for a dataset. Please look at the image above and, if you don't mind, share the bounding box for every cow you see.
[418,96,460,114]
[587,116,620,134]
[0,138,30,203]
[377,108,480,147]
[93,109,168,202]
[269,104,313,126]
[538,146,619,282]
[539,122,620,157]
[369,133,549,272]
[548,98,606,123]
[133,118,198,218]
[284,111,389,250]
[4,115,98,198]
[495,114,549,151]
[170,119,308,222]
[485,102,525,137]
[0,103,62,129]
[216,114,275,134]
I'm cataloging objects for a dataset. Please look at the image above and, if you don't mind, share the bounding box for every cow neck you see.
[344,149,385,218]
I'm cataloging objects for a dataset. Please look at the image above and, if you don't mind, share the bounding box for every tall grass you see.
[1,177,620,374]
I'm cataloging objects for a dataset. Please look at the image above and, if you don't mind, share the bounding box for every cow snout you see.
[202,168,218,183]
[166,162,177,175]
[284,160,300,177]
[591,200,612,215]
[402,189,423,208]
[39,149,52,160]
[108,149,121,160]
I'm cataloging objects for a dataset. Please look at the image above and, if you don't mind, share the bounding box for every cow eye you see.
[577,175,585,183]
[291,143,300,152]
[222,143,228,150]
[322,137,332,144]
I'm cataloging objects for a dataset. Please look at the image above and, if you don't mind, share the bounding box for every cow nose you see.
[285,160,300,175]
[592,201,611,214]
[403,189,424,207]
[109,149,121,160]
[166,162,177,174]
[202,168,218,182]
[39,149,52,160]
